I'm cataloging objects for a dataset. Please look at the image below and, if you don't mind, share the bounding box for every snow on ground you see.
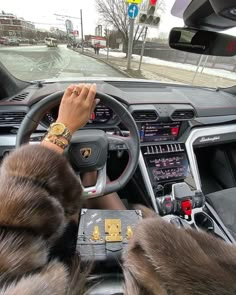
[98,49,236,81]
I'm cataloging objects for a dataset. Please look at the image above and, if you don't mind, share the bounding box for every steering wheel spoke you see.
[78,165,107,198]
[107,133,130,151]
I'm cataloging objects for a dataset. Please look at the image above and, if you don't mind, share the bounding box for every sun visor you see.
[171,0,192,19]
[183,0,236,31]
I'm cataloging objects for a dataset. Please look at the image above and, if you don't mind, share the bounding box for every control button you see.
[156,195,175,216]
[147,146,150,154]
[117,144,126,150]
[175,144,178,151]
[109,143,126,150]
[165,202,173,215]
[109,143,116,150]
[181,200,192,216]
[193,191,205,208]
[167,145,170,152]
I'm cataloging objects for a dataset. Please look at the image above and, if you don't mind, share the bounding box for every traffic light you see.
[138,13,147,24]
[137,0,161,28]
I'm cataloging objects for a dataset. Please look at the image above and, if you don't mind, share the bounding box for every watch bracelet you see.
[44,134,68,149]
[62,128,72,141]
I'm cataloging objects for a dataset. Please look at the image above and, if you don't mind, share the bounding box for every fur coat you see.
[0,145,235,294]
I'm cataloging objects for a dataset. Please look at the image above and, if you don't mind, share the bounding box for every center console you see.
[139,122,191,187]
[137,120,234,244]
[142,143,189,192]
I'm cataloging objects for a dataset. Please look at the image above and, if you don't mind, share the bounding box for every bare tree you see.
[96,0,166,56]
[96,0,144,56]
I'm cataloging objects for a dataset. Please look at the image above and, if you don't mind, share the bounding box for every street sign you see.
[127,0,142,4]
[65,19,73,31]
[128,4,139,19]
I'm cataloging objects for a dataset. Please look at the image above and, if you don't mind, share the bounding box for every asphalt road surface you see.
[0,44,125,81]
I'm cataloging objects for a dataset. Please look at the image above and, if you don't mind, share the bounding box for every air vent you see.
[9,92,29,102]
[171,110,195,121]
[0,112,26,126]
[132,110,158,122]
[142,144,185,155]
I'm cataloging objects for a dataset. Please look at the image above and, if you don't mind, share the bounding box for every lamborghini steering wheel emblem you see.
[80,148,92,159]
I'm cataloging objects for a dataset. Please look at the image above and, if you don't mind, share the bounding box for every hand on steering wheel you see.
[41,84,98,154]
[57,84,97,133]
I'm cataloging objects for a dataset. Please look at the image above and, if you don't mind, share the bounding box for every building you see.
[84,35,106,48]
[95,25,102,37]
[0,12,35,38]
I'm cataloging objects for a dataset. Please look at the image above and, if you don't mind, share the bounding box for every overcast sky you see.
[1,0,184,36]
[1,0,235,37]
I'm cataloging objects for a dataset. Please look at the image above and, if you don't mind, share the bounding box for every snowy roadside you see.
[98,49,236,82]
[82,48,175,82]
[81,47,235,87]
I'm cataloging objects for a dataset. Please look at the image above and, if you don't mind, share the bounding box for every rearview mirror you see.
[169,27,236,56]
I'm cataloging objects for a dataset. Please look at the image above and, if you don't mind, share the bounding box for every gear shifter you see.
[156,183,205,216]
[172,183,194,216]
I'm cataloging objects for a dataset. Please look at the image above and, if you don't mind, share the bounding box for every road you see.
[0,45,125,81]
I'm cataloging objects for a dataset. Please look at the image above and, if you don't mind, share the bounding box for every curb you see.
[73,49,132,78]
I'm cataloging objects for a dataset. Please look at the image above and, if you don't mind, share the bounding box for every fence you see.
[133,43,236,72]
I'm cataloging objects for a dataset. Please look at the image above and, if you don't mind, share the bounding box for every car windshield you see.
[0,0,235,88]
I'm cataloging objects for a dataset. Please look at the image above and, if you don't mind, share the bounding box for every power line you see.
[54,13,81,20]
[31,22,65,26]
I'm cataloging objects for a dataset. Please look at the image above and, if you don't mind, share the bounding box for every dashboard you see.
[1,78,236,211]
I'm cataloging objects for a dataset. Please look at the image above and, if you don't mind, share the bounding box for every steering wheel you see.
[16,91,140,198]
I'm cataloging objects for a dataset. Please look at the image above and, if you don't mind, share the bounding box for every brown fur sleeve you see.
[123,217,236,295]
[0,144,83,292]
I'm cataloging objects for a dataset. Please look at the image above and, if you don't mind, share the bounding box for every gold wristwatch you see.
[47,122,72,141]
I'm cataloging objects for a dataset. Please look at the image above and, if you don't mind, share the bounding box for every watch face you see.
[51,124,65,135]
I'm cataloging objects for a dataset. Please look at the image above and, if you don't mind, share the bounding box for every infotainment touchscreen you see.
[146,153,189,182]
[140,122,181,142]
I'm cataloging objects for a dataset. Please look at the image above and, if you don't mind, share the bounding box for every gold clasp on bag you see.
[92,225,101,241]
[105,219,122,242]
[126,226,133,240]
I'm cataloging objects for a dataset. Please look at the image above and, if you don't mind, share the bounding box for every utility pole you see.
[80,9,84,53]
[138,26,148,71]
[127,18,135,70]
[201,55,209,73]
[192,54,204,85]
[107,29,110,60]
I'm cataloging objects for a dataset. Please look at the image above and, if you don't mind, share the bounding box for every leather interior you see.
[206,188,236,239]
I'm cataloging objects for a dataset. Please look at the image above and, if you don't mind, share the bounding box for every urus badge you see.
[80,148,92,159]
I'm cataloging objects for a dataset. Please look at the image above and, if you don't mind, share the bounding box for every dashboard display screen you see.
[43,104,114,126]
[140,122,180,142]
[88,105,113,124]
[146,153,189,182]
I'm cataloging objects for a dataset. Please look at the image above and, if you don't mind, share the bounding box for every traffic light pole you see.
[127,18,135,71]
[107,29,110,60]
[80,9,84,53]
[138,26,148,71]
